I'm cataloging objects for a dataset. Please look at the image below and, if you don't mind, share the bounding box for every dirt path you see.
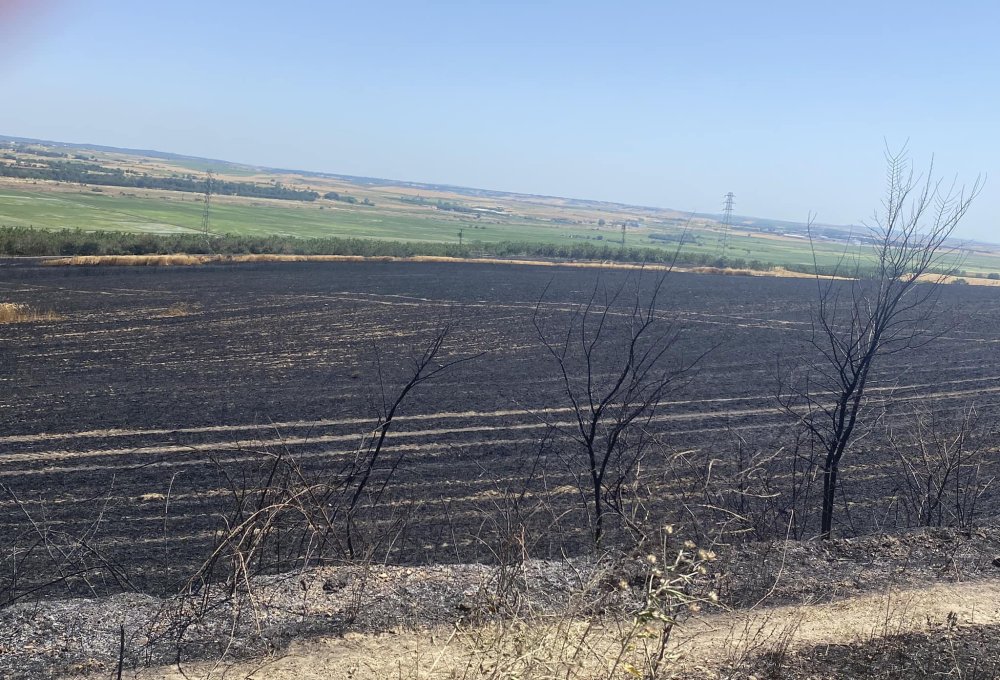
[677,580,1000,666]
[102,580,1000,680]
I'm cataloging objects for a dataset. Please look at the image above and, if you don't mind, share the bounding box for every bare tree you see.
[780,147,982,539]
[341,326,482,556]
[532,269,710,545]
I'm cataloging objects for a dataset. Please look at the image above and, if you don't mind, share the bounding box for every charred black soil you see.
[2,262,998,598]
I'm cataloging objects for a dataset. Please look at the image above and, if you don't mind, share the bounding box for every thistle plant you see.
[615,526,719,679]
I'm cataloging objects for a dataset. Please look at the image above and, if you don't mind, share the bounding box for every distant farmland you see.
[5,136,1000,273]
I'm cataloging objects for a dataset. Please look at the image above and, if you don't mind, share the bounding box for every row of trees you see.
[0,160,319,201]
[0,224,774,270]
[323,191,373,206]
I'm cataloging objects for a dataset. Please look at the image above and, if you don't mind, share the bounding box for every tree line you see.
[0,225,787,270]
[0,160,318,201]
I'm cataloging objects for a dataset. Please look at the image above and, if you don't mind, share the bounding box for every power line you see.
[202,171,214,236]
[721,192,734,256]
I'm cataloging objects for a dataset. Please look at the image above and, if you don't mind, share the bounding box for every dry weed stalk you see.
[444,527,719,680]
[719,612,802,680]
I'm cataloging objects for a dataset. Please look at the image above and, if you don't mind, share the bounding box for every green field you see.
[0,188,616,243]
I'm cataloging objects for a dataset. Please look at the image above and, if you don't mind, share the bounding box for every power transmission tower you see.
[721,192,734,256]
[202,171,214,236]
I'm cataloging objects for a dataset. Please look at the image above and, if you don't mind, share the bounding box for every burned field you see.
[1,261,999,601]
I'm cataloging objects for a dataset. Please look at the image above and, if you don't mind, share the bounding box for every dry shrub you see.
[447,529,719,680]
[0,303,60,324]
[155,326,479,668]
[719,612,802,679]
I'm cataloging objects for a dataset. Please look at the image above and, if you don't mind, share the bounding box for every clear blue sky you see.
[1,1,997,239]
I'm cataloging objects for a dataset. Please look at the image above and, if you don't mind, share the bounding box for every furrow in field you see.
[7,402,999,480]
[6,372,1000,448]
[0,404,809,465]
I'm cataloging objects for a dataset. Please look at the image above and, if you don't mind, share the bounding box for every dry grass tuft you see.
[0,303,61,324]
[39,254,867,286]
[40,253,771,275]
[159,302,198,317]
[43,254,359,266]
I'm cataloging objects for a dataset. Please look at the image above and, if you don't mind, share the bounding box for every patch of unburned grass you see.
[43,254,370,266]
[0,303,61,324]
[44,254,208,266]
[40,253,842,280]
[159,302,198,317]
